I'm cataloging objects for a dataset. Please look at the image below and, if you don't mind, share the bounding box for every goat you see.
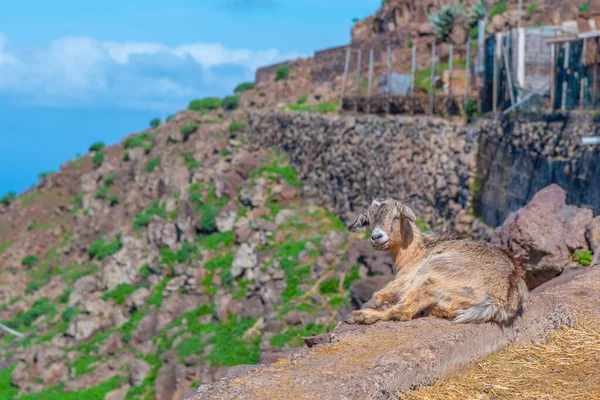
[345,198,527,326]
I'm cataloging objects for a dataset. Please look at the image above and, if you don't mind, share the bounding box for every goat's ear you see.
[347,213,369,232]
[398,204,416,222]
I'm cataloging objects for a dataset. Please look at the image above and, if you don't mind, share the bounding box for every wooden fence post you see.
[550,43,556,111]
[387,45,392,114]
[465,40,471,109]
[411,45,417,114]
[562,42,570,111]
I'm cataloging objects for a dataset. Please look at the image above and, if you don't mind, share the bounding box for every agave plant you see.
[469,1,487,26]
[428,3,467,42]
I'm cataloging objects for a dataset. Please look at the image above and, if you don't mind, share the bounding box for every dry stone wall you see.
[247,111,479,231]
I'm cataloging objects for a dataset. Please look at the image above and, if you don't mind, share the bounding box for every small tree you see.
[222,96,240,110]
[149,118,161,128]
[1,192,16,207]
[429,4,467,42]
[275,65,290,81]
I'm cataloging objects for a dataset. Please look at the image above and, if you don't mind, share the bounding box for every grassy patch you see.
[234,82,254,94]
[229,121,247,133]
[72,354,101,376]
[0,240,12,254]
[197,231,235,250]
[60,263,101,283]
[133,200,167,230]
[319,277,340,294]
[88,236,122,260]
[145,157,161,173]
[281,101,339,114]
[21,254,39,267]
[92,152,104,166]
[270,323,325,349]
[2,297,58,331]
[189,97,221,111]
[102,283,138,305]
[275,65,290,81]
[489,1,508,18]
[249,153,302,188]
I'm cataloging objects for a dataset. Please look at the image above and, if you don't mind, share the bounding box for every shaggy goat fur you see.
[345,198,527,326]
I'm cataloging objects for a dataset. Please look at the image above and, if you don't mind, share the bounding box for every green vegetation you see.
[181,123,198,139]
[0,240,12,255]
[270,323,325,349]
[343,264,361,288]
[466,97,479,118]
[143,143,153,154]
[319,277,340,294]
[468,1,487,25]
[1,191,17,206]
[107,194,120,206]
[2,297,58,331]
[124,132,155,149]
[133,200,168,230]
[281,101,339,114]
[198,231,235,250]
[0,374,123,400]
[296,95,307,105]
[149,118,161,128]
[21,254,39,267]
[468,26,479,40]
[429,3,466,42]
[145,157,161,173]
[573,250,593,266]
[189,97,221,111]
[249,153,302,188]
[234,82,254,94]
[60,263,100,283]
[275,65,290,81]
[229,121,247,133]
[92,152,104,166]
[579,3,590,12]
[102,283,138,305]
[489,1,508,18]
[72,355,100,376]
[147,277,169,308]
[181,152,203,169]
[415,218,432,232]
[89,142,105,152]
[88,236,123,260]
[222,95,240,110]
[527,2,537,15]
[94,187,109,200]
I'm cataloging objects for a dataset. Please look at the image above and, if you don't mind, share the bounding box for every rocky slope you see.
[0,107,394,400]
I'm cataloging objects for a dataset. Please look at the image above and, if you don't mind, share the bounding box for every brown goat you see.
[345,198,527,326]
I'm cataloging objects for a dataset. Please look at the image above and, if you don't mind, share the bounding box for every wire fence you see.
[340,40,481,116]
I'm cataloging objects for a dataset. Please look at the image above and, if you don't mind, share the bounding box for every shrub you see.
[181,123,198,139]
[275,65,290,81]
[124,136,145,149]
[96,237,123,260]
[573,250,593,266]
[408,39,414,48]
[296,95,307,105]
[234,82,254,94]
[527,2,537,15]
[319,278,340,294]
[489,1,508,18]
[466,97,479,118]
[108,194,120,206]
[0,191,16,206]
[145,158,161,173]
[579,3,590,12]
[21,254,39,267]
[149,118,161,128]
[468,26,479,40]
[95,187,109,200]
[199,204,219,233]
[92,152,104,166]
[102,283,136,305]
[89,142,105,152]
[229,121,247,133]
[88,239,105,259]
[429,4,466,42]
[222,96,240,110]
[133,201,167,230]
[189,97,221,111]
[103,172,117,186]
[143,143,153,154]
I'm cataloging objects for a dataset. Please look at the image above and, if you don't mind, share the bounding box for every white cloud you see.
[0,33,303,110]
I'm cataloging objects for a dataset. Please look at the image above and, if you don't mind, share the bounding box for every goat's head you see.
[347,198,416,251]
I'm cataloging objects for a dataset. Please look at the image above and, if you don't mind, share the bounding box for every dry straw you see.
[405,322,600,400]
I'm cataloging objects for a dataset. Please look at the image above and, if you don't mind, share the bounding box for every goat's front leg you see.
[346,289,435,325]
[372,279,403,309]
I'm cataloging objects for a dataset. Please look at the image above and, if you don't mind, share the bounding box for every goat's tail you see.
[454,262,528,325]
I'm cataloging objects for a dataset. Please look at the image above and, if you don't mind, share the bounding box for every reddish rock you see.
[491,184,593,288]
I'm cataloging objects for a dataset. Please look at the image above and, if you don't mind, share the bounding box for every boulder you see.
[491,184,593,288]
[239,179,268,208]
[320,231,346,254]
[214,172,244,199]
[231,244,258,278]
[147,216,178,250]
[232,150,260,179]
[99,332,124,357]
[345,240,395,276]
[129,358,152,386]
[67,315,103,341]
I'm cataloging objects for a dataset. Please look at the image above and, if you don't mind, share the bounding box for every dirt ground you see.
[405,322,600,400]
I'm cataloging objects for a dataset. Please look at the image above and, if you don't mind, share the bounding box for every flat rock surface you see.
[188,267,600,400]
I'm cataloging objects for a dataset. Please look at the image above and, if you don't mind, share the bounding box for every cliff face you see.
[476,114,600,227]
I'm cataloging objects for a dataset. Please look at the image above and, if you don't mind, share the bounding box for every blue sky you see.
[0,0,379,195]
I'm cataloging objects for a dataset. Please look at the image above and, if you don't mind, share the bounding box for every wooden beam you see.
[550,43,556,111]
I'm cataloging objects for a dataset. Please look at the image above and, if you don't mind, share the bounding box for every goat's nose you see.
[371,232,384,241]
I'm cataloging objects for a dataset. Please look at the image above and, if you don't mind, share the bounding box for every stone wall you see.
[255,61,289,84]
[476,113,600,227]
[247,111,478,231]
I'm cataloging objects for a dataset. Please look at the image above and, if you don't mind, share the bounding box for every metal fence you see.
[339,39,481,116]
